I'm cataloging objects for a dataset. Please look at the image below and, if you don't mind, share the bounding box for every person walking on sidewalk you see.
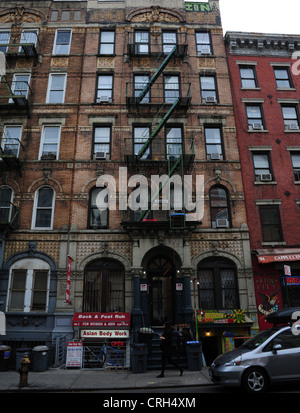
[157,321,184,378]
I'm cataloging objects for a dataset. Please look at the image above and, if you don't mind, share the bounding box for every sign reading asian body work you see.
[80,329,129,338]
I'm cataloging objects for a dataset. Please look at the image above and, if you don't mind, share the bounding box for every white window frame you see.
[39,124,61,160]
[6,258,50,313]
[31,186,55,230]
[46,73,67,104]
[9,73,31,103]
[53,28,72,55]
[19,29,38,52]
[2,125,23,157]
[0,30,10,52]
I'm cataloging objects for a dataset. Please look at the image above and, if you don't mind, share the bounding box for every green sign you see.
[185,2,212,12]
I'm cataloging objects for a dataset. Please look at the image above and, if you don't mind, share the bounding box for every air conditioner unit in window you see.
[210,153,221,160]
[287,123,299,130]
[205,96,217,103]
[95,152,108,160]
[97,96,112,103]
[250,123,263,130]
[260,173,272,181]
[216,219,229,228]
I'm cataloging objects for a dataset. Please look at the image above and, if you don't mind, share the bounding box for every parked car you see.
[209,307,300,393]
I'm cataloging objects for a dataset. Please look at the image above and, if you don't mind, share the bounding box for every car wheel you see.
[242,368,268,393]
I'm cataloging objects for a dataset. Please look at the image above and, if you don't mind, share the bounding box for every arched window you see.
[0,186,13,222]
[83,259,125,312]
[32,187,55,229]
[209,186,230,228]
[7,258,50,312]
[88,187,109,228]
[197,258,239,309]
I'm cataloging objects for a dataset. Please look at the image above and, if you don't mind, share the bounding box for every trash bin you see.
[32,346,49,372]
[185,341,202,371]
[130,343,147,373]
[0,345,10,371]
[16,348,32,371]
[138,327,154,354]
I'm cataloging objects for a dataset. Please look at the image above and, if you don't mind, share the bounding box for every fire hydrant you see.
[18,353,31,387]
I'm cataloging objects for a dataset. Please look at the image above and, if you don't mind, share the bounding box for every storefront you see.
[254,248,300,330]
[195,309,253,366]
[71,312,131,369]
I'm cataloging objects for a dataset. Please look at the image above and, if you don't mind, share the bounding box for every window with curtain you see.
[32,187,55,229]
[88,187,109,229]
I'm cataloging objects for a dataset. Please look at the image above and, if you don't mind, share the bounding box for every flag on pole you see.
[65,255,73,303]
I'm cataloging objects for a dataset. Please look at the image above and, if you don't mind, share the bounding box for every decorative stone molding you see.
[126,6,185,24]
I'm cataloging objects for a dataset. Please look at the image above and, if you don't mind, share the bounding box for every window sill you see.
[261,242,286,246]
[247,129,268,133]
[241,87,261,91]
[254,181,277,185]
[284,129,300,133]
[276,88,296,91]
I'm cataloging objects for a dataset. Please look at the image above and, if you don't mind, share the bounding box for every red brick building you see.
[0,1,258,368]
[225,32,300,330]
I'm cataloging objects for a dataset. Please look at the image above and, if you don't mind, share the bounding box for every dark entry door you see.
[147,256,175,325]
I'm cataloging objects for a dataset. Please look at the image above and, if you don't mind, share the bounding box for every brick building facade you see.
[225,32,300,331]
[0,0,257,368]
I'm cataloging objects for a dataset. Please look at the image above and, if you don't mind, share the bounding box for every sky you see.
[218,0,300,35]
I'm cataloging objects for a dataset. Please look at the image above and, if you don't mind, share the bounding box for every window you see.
[53,29,72,55]
[40,125,61,160]
[253,152,273,182]
[88,187,109,229]
[83,259,125,313]
[1,125,22,157]
[7,259,50,313]
[32,187,55,229]
[134,31,149,55]
[93,126,111,159]
[10,74,30,102]
[246,104,264,130]
[0,31,10,53]
[162,31,177,54]
[209,186,230,228]
[200,75,217,102]
[19,30,38,53]
[166,126,182,159]
[96,74,113,103]
[134,126,150,160]
[239,65,257,88]
[197,258,239,309]
[46,73,67,103]
[196,32,212,55]
[204,126,224,160]
[282,105,299,130]
[134,74,150,103]
[99,31,115,55]
[0,186,13,222]
[259,205,283,242]
[291,152,300,181]
[274,67,293,88]
[164,75,180,103]
[263,329,300,352]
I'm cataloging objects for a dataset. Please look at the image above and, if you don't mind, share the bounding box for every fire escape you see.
[123,31,196,230]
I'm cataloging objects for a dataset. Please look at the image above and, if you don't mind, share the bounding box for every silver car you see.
[209,316,300,393]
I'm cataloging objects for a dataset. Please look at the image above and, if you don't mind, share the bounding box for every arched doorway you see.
[142,246,182,325]
[83,258,125,312]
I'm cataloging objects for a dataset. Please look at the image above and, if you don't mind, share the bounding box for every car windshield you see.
[241,328,279,350]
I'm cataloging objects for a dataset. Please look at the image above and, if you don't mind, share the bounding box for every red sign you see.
[258,253,300,264]
[72,312,130,327]
[65,256,73,303]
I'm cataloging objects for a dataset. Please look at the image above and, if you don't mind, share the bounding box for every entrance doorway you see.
[147,256,175,325]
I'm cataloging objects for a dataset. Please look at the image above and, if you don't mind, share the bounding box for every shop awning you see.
[256,248,300,264]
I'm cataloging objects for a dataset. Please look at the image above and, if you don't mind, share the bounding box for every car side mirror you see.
[272,344,282,354]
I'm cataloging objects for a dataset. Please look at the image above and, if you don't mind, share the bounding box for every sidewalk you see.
[0,367,213,392]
